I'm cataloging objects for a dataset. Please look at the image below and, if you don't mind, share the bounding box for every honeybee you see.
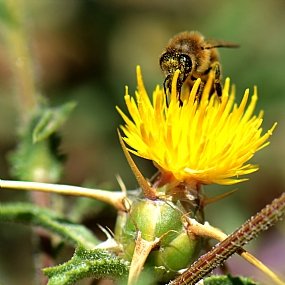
[159,31,239,105]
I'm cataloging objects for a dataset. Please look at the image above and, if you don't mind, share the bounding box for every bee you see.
[159,31,239,105]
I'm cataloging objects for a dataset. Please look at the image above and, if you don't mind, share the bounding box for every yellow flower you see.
[116,66,276,185]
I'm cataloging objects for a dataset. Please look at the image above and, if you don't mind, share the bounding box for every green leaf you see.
[33,101,76,143]
[43,245,129,285]
[204,274,259,285]
[0,203,100,248]
[8,102,75,181]
[9,133,64,181]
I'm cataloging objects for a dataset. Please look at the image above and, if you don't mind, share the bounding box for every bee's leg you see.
[178,91,183,107]
[163,76,170,107]
[164,88,169,108]
[176,81,184,106]
[211,62,222,98]
[187,76,204,102]
[196,81,205,101]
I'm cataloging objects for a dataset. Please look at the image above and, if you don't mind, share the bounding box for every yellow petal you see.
[117,67,276,185]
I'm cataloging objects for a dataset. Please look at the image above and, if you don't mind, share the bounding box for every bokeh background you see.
[0,1,285,284]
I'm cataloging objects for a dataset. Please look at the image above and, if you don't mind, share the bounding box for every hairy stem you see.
[170,192,285,285]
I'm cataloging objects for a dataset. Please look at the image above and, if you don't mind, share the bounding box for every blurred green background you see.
[0,1,285,284]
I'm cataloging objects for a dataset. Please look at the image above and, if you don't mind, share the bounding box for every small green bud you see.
[115,197,203,278]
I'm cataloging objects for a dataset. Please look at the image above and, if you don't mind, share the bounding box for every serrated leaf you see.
[203,274,259,285]
[0,203,99,248]
[33,101,76,143]
[43,245,129,285]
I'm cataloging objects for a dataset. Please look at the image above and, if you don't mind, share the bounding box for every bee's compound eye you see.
[178,54,192,75]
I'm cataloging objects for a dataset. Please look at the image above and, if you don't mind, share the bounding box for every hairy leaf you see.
[33,102,76,143]
[8,101,76,181]
[0,203,99,248]
[43,245,129,285]
[203,275,259,285]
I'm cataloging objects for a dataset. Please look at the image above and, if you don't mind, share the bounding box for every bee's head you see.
[159,51,192,95]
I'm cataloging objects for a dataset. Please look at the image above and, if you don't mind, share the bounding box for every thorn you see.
[117,129,157,200]
[203,189,237,206]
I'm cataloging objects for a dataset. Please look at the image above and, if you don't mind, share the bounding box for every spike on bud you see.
[117,129,157,200]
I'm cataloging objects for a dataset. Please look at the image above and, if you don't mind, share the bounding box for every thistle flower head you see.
[116,66,276,186]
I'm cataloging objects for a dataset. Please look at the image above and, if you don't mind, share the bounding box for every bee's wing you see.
[203,39,239,49]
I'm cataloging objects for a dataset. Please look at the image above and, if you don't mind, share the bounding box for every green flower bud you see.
[115,197,203,278]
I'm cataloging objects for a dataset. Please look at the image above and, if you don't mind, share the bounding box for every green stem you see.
[3,0,38,121]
